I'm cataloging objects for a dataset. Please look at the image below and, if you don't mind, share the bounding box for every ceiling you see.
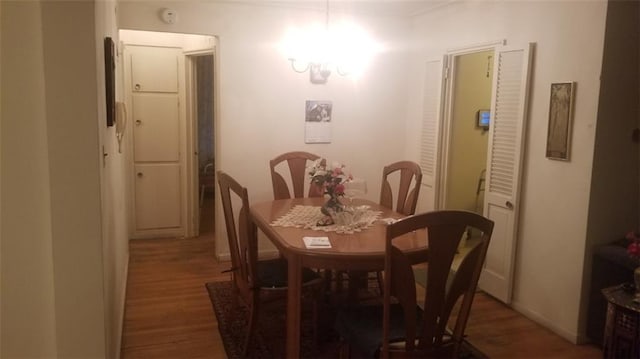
[224,0,454,18]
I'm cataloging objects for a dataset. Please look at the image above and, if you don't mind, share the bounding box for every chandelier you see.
[281,1,380,84]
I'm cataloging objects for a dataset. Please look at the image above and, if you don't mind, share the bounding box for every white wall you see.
[2,1,113,357]
[96,0,129,358]
[406,1,607,343]
[118,1,413,257]
[1,2,58,356]
[40,1,107,356]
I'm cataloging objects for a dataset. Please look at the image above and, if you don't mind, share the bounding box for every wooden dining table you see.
[250,197,428,358]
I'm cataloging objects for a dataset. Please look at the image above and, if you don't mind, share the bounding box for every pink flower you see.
[629,242,640,257]
[335,184,345,195]
[626,230,640,258]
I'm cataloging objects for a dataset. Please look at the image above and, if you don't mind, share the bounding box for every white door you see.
[417,57,446,213]
[125,45,185,238]
[479,43,534,303]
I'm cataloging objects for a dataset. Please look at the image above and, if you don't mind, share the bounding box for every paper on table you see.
[303,236,331,249]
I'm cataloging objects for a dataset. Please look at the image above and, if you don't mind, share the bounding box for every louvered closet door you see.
[479,44,534,303]
[417,57,446,213]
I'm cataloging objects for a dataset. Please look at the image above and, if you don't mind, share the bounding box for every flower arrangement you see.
[308,160,351,197]
[627,230,640,258]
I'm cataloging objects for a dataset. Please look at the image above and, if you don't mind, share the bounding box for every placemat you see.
[271,205,382,234]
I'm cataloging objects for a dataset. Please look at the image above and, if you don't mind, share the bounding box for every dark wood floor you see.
[120,197,602,358]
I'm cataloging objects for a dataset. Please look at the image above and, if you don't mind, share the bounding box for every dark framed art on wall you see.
[104,37,115,127]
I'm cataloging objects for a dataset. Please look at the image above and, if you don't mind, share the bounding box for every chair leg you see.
[312,294,319,352]
[338,338,351,359]
[243,303,259,357]
[376,271,384,296]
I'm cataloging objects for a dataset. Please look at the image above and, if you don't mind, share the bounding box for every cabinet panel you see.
[132,94,179,162]
[130,47,179,93]
[134,164,181,230]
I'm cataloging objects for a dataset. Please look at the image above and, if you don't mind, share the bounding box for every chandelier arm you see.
[289,58,310,73]
[336,66,349,76]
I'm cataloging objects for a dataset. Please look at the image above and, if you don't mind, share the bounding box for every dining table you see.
[250,197,428,358]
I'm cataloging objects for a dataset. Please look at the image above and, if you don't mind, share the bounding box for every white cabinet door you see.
[479,43,534,303]
[134,164,181,230]
[130,47,179,93]
[125,45,184,237]
[132,94,179,162]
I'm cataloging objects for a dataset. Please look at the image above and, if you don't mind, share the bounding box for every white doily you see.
[271,205,382,235]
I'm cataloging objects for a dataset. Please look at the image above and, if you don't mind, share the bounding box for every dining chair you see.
[334,210,494,358]
[217,170,325,356]
[270,151,325,200]
[379,160,423,216]
[357,161,423,294]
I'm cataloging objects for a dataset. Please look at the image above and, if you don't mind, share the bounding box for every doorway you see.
[192,54,215,236]
[442,50,494,215]
[435,43,534,303]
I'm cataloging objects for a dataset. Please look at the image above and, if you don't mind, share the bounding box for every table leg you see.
[286,254,302,358]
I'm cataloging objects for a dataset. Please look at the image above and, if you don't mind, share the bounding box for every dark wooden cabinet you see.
[603,285,640,358]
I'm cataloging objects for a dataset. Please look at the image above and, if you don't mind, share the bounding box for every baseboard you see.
[511,300,580,344]
[216,250,281,262]
[115,254,129,359]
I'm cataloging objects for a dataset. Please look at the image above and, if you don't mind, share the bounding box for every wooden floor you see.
[121,197,603,358]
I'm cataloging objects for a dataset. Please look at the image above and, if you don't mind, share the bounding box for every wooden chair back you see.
[217,170,258,302]
[379,161,423,215]
[270,151,325,200]
[382,210,494,358]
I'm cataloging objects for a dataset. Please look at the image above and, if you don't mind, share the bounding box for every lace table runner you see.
[271,205,382,234]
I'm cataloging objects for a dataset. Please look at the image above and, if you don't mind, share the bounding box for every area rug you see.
[206,280,488,358]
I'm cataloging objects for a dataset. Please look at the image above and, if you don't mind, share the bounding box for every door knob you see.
[505,201,514,209]
[135,120,142,126]
[134,84,141,91]
[137,172,143,178]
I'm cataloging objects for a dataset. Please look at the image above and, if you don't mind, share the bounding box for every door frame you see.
[184,50,215,237]
[437,39,505,210]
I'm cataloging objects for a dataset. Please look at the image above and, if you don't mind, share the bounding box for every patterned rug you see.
[206,280,488,358]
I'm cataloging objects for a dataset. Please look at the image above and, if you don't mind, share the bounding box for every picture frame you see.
[104,37,116,127]
[545,82,575,160]
[304,100,332,143]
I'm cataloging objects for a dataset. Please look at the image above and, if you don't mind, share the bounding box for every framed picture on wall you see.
[304,100,332,143]
[104,37,116,127]
[546,82,575,161]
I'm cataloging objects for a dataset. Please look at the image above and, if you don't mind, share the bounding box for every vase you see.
[317,194,344,226]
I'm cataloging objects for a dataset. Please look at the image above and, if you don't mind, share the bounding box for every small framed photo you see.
[546,82,575,161]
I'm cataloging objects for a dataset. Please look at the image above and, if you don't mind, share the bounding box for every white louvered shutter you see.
[479,44,534,303]
[417,58,445,213]
[479,44,533,303]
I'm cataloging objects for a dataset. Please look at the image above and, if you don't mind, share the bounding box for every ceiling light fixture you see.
[281,0,380,84]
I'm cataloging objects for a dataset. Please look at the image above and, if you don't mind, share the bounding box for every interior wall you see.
[118,1,413,258]
[584,0,640,334]
[445,50,492,212]
[40,1,107,356]
[1,1,58,356]
[406,1,608,342]
[95,0,128,358]
[2,0,114,357]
